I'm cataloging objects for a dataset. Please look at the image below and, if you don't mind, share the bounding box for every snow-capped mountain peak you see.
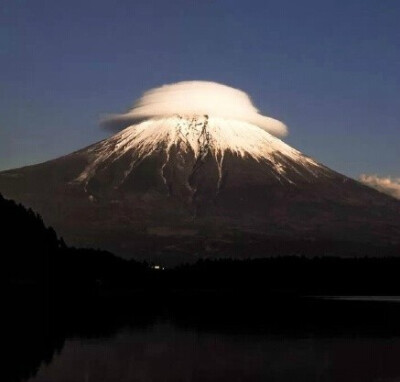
[75,116,326,190]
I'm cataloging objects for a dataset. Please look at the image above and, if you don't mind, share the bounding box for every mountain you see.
[1,115,399,263]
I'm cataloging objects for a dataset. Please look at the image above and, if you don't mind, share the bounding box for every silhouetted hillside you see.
[169,257,400,296]
[2,192,60,283]
[3,193,400,300]
[1,193,148,296]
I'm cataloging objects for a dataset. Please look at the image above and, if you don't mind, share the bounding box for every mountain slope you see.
[1,116,399,263]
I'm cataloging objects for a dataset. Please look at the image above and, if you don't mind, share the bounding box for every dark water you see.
[8,295,400,382]
[27,321,400,382]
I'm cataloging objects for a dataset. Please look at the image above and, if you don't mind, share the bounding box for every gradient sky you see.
[1,0,399,178]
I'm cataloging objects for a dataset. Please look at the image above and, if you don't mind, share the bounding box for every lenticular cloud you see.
[103,81,288,137]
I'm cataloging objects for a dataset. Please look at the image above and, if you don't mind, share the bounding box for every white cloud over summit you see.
[359,174,400,200]
[103,81,287,137]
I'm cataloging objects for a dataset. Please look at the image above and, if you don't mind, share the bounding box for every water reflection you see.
[27,322,400,382]
[8,296,400,382]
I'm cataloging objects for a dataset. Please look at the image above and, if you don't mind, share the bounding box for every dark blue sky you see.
[1,0,399,178]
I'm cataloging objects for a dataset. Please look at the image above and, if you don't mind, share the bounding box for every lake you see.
[8,295,400,382]
[27,321,400,382]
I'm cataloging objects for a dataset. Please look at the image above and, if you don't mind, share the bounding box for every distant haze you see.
[360,175,400,200]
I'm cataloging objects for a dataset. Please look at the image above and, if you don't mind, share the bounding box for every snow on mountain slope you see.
[75,115,327,193]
